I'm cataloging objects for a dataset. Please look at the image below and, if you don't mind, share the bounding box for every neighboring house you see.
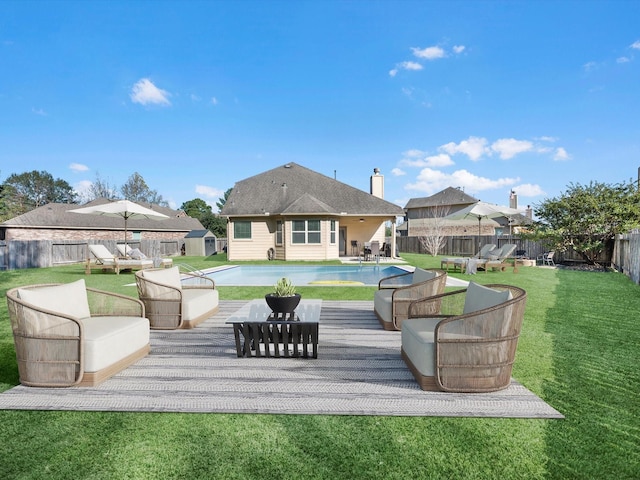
[0,198,204,247]
[404,187,532,237]
[220,163,404,261]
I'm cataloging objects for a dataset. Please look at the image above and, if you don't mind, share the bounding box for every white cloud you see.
[389,61,423,77]
[401,152,454,168]
[631,40,640,50]
[512,183,545,197]
[491,138,534,159]
[130,78,171,106]
[412,46,446,60]
[211,97,219,105]
[32,107,47,116]
[439,136,489,161]
[453,45,466,54]
[69,163,89,173]
[190,94,201,102]
[405,167,519,196]
[583,61,598,72]
[537,136,558,142]
[195,184,224,198]
[553,147,571,161]
[391,168,406,176]
[617,56,631,63]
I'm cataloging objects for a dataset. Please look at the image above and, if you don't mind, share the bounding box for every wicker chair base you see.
[180,305,220,330]
[401,348,439,391]
[78,343,150,387]
[374,310,399,331]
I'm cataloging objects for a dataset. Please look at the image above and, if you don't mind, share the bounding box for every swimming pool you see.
[204,265,411,286]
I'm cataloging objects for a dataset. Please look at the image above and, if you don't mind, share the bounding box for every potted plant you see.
[265,277,301,318]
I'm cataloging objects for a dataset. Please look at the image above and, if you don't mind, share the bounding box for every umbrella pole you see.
[477,216,482,255]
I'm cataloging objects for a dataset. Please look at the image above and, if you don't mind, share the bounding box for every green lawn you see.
[0,254,638,479]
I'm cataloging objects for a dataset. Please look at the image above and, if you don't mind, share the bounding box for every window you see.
[330,220,336,244]
[276,220,283,245]
[292,219,321,244]
[234,221,252,239]
[132,231,141,241]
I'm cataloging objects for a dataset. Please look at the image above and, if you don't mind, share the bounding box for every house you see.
[220,163,405,261]
[404,187,532,237]
[0,198,204,261]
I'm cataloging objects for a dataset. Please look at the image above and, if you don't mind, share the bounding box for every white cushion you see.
[141,266,182,290]
[463,282,512,314]
[401,318,442,376]
[374,289,393,324]
[89,244,116,260]
[18,279,91,320]
[412,268,436,284]
[182,288,219,322]
[82,316,150,372]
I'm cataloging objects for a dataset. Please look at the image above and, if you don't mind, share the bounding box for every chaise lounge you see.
[86,244,154,274]
[6,279,150,387]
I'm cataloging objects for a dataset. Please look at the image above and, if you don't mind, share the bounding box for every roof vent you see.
[284,164,292,168]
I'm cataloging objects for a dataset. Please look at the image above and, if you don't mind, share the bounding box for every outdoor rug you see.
[0,300,563,418]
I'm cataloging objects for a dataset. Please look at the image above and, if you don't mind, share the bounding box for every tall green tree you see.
[0,170,77,219]
[121,172,168,206]
[216,188,233,213]
[530,180,640,265]
[180,198,213,218]
[180,198,227,237]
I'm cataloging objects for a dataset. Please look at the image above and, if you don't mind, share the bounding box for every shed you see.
[184,230,217,256]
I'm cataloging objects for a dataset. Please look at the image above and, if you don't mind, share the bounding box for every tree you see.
[200,212,227,238]
[180,198,212,218]
[80,172,119,203]
[180,198,227,237]
[414,204,450,256]
[529,180,640,265]
[121,172,168,206]
[0,170,77,219]
[216,188,233,213]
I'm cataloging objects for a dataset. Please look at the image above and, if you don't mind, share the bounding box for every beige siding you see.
[227,219,274,261]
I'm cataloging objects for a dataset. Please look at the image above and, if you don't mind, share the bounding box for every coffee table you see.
[226,299,322,358]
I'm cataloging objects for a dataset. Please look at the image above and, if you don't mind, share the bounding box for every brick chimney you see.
[370,167,384,199]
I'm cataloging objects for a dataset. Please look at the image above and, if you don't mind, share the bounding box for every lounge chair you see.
[476,243,518,273]
[135,266,219,329]
[85,244,154,274]
[401,282,527,392]
[6,279,150,387]
[374,268,447,331]
[116,244,173,268]
[441,244,497,273]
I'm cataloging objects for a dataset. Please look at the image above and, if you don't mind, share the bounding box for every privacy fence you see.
[0,238,226,271]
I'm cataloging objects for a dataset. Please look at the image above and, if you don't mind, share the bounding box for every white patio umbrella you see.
[69,200,170,250]
[445,201,522,254]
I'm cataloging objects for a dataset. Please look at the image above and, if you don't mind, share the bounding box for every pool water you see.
[204,265,410,286]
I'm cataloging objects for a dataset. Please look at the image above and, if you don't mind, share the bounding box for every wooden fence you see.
[0,239,201,270]
[612,233,640,284]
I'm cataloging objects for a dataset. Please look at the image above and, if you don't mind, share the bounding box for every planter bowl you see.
[265,293,301,316]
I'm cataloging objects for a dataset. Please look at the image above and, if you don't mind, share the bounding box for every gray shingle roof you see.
[404,187,479,209]
[2,198,204,232]
[220,163,404,217]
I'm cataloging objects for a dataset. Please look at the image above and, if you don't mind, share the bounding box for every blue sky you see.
[2,1,639,214]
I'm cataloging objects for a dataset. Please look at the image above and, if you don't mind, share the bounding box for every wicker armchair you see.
[6,279,150,387]
[401,282,527,392]
[135,266,219,329]
[374,268,447,331]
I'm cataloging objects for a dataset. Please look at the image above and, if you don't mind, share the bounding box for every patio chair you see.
[536,251,555,266]
[135,266,219,329]
[401,282,527,392]
[6,279,150,387]
[370,241,381,262]
[374,268,447,331]
[441,244,497,273]
[116,244,173,268]
[86,244,154,274]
